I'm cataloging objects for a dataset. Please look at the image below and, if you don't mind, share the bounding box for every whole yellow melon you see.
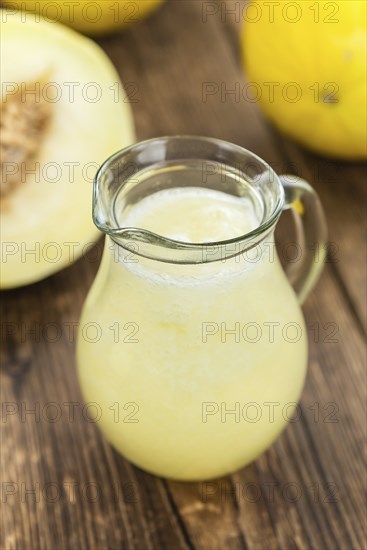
[242,0,366,160]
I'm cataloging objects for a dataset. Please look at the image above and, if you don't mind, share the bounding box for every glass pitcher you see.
[77,136,327,481]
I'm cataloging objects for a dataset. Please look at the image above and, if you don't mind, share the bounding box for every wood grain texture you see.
[1,1,366,549]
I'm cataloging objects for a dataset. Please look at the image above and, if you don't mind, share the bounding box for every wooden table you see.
[1,2,366,548]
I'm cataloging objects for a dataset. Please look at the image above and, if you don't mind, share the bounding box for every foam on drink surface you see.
[120,187,260,244]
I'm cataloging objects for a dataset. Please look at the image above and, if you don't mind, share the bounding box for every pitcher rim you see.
[93,136,285,264]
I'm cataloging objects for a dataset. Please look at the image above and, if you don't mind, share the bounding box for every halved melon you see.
[0,10,136,288]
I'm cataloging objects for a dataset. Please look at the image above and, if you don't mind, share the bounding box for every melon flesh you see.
[0,10,136,288]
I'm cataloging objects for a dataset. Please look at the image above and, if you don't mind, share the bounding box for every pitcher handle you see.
[279,175,328,305]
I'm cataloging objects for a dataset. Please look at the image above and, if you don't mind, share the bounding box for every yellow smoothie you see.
[77,187,307,480]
